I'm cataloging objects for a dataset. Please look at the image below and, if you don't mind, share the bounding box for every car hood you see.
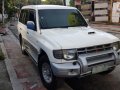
[41,27,119,49]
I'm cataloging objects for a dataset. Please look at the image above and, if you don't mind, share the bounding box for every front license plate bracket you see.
[92,64,109,74]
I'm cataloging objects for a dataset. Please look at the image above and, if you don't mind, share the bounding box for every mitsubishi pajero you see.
[18,5,120,89]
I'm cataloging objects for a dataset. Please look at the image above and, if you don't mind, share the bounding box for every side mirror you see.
[27,21,35,30]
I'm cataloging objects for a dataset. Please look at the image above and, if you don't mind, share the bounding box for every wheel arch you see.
[38,49,49,63]
[38,50,56,90]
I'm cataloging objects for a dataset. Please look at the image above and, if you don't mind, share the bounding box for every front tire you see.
[38,55,56,90]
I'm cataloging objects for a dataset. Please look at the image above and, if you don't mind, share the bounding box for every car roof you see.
[22,5,76,10]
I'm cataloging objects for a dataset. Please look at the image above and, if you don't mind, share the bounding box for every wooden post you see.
[109,0,113,23]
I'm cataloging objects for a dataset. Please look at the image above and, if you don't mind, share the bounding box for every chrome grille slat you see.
[86,53,114,66]
[77,44,112,55]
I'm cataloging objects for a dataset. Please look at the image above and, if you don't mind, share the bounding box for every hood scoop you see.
[88,31,96,35]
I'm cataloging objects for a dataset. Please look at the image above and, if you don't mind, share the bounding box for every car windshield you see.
[38,9,88,29]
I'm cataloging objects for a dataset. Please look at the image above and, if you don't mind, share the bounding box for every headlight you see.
[63,49,77,60]
[112,42,120,51]
[53,49,77,60]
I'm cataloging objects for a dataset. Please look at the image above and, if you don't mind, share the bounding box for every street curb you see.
[0,29,24,90]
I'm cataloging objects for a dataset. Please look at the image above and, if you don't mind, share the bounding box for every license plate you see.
[92,64,109,74]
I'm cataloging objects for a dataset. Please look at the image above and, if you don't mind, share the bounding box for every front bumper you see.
[51,50,120,77]
[51,62,80,77]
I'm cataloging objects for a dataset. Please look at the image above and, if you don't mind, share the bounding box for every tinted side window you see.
[19,10,29,25]
[19,10,24,23]
[28,10,36,31]
[28,10,36,23]
[24,10,29,24]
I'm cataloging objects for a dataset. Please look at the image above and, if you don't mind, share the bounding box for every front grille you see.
[86,53,114,66]
[77,44,112,55]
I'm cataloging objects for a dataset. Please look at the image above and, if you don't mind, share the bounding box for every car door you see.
[18,10,28,43]
[26,10,39,63]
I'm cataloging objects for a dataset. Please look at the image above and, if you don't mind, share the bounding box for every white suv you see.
[18,5,120,89]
